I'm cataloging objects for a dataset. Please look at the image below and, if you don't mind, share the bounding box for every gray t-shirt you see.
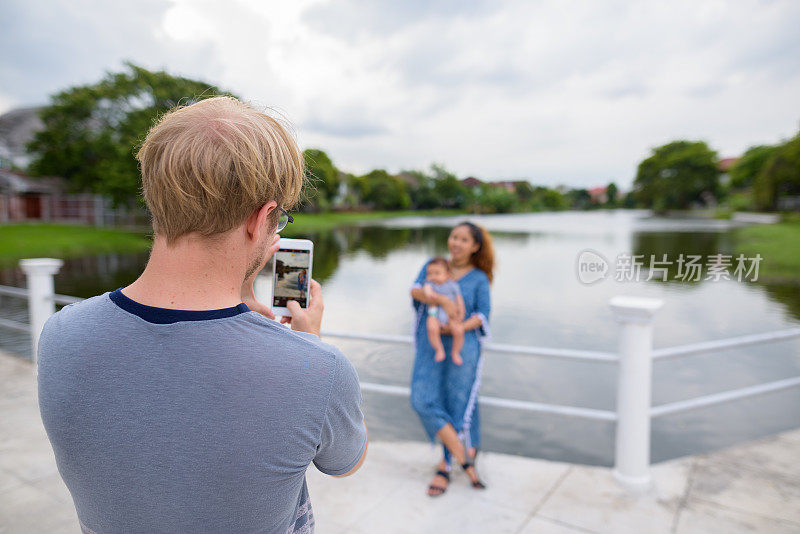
[37,290,367,534]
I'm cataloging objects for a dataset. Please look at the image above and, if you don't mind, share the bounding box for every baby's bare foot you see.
[434,350,446,362]
[452,352,463,365]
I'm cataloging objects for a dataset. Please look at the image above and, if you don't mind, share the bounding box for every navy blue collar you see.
[109,288,250,325]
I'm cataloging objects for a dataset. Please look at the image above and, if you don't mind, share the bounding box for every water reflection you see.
[761,283,800,322]
[631,231,732,285]
[630,230,800,318]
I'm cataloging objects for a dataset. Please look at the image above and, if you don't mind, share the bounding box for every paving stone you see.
[41,521,82,534]
[518,516,601,533]
[470,447,572,514]
[536,459,692,534]
[688,457,800,524]
[1,350,799,534]
[699,431,800,480]
[0,437,59,483]
[0,483,78,534]
[776,428,800,446]
[0,441,58,482]
[30,471,74,506]
[675,499,800,534]
[346,478,529,534]
[0,468,25,493]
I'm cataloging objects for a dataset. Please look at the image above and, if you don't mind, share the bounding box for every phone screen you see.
[272,249,311,308]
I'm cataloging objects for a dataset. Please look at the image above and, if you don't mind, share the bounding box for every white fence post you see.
[609,295,663,492]
[20,258,63,364]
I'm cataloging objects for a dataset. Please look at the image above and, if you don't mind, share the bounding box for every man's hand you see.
[240,235,280,320]
[280,279,324,337]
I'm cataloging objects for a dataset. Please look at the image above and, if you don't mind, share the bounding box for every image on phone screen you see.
[273,249,310,308]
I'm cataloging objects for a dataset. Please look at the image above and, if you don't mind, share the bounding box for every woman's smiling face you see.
[448,225,480,264]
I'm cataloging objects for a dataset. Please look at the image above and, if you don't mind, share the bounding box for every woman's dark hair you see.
[455,221,495,283]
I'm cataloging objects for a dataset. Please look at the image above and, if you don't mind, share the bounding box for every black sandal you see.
[427,469,450,497]
[461,461,486,490]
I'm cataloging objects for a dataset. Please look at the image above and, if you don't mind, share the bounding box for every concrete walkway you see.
[1,351,798,534]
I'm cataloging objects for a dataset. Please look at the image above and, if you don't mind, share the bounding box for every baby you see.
[423,257,465,365]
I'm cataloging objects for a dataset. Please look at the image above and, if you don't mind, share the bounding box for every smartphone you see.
[271,238,313,316]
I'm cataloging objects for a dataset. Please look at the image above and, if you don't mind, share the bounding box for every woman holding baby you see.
[409,221,494,496]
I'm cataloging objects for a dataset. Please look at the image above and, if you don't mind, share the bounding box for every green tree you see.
[404,169,439,209]
[360,169,411,210]
[474,184,517,213]
[565,188,591,209]
[622,191,638,209]
[539,188,567,210]
[28,62,233,206]
[606,182,619,207]
[514,181,536,206]
[634,141,719,211]
[301,149,339,211]
[431,164,470,208]
[753,133,800,211]
[729,145,779,190]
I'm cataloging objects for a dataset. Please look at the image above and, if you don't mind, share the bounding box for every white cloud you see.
[2,0,799,187]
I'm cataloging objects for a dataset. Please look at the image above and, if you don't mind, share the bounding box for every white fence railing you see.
[1,258,799,493]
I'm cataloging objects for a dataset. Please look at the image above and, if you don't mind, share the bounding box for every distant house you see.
[493,180,519,193]
[588,186,608,204]
[0,169,144,226]
[0,169,64,221]
[718,157,739,172]
[718,157,739,187]
[461,176,483,188]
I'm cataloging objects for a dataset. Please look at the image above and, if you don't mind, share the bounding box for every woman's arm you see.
[410,287,458,318]
[441,294,478,333]
[456,295,466,320]
[446,314,482,332]
[445,274,490,334]
[410,287,437,305]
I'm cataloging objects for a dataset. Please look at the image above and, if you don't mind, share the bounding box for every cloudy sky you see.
[2,0,799,188]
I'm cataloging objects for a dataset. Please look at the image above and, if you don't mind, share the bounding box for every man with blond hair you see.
[37,96,368,534]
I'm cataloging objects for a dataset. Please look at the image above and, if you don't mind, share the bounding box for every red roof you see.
[718,157,739,171]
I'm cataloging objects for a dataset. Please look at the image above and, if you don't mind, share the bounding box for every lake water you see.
[2,210,799,466]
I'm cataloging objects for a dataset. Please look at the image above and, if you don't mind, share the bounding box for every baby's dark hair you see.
[428,257,450,271]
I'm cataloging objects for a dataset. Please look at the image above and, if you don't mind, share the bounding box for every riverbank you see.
[0,223,151,268]
[734,214,800,282]
[0,210,464,266]
[1,349,798,533]
[281,208,464,235]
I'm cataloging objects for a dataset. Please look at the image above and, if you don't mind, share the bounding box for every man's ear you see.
[245,201,278,243]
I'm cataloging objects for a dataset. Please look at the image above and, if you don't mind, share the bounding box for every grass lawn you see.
[0,223,152,268]
[735,215,800,282]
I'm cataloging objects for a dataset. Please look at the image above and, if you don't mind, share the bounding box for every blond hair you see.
[137,96,304,243]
